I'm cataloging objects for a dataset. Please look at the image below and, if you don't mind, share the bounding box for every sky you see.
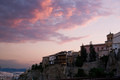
[0,0,120,68]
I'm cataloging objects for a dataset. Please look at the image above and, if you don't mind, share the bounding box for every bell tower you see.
[105,32,113,51]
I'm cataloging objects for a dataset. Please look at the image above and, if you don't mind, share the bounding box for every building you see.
[112,32,120,54]
[66,51,79,66]
[42,51,68,66]
[42,56,49,67]
[71,52,80,63]
[81,32,115,57]
[55,51,67,65]
[83,43,108,57]
[98,50,109,57]
[84,43,107,53]
[49,55,56,64]
[42,55,56,67]
[105,32,113,51]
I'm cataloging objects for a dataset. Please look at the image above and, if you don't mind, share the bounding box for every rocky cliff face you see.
[82,61,99,74]
[19,50,120,80]
[116,49,120,76]
[19,64,66,80]
[106,51,117,72]
[18,70,41,80]
[116,61,120,76]
[43,64,66,80]
[106,50,120,76]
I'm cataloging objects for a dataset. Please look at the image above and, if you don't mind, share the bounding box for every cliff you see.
[19,50,120,80]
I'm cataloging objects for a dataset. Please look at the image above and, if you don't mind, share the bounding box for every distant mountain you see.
[0,68,26,72]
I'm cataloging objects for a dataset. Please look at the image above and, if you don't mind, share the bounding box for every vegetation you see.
[106,69,116,77]
[75,45,88,67]
[89,68,106,78]
[75,55,83,67]
[89,44,96,62]
[116,49,120,60]
[100,55,109,68]
[75,69,87,77]
[31,62,43,72]
[81,45,87,62]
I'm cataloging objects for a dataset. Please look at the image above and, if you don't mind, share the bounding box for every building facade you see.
[55,51,67,65]
[105,32,113,51]
[49,55,56,64]
[84,43,107,53]
[42,56,49,67]
[112,32,120,54]
[83,43,108,57]
[66,51,79,66]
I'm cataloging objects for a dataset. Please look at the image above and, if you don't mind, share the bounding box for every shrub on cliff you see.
[75,69,87,77]
[31,62,43,72]
[100,55,109,68]
[75,55,83,67]
[89,44,96,62]
[81,45,87,62]
[89,68,106,78]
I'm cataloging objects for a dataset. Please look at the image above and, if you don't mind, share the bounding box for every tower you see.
[105,32,113,51]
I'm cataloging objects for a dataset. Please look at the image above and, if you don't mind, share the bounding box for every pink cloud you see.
[0,0,110,43]
[65,8,76,18]
[30,0,53,23]
[57,35,90,44]
[54,12,63,17]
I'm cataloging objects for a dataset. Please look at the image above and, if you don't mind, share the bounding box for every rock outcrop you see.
[19,64,66,80]
[106,51,117,72]
[43,64,66,80]
[19,50,120,80]
[82,61,99,74]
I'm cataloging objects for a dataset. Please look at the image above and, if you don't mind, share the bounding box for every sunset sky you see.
[0,0,120,68]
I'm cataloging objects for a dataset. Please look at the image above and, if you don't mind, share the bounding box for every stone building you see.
[105,32,114,51]
[84,43,107,53]
[42,51,80,67]
[66,51,79,66]
[55,51,67,65]
[42,56,49,68]
[112,32,120,54]
[81,32,115,57]
[49,55,56,64]
[83,43,108,57]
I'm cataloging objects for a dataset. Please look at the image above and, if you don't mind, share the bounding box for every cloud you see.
[56,35,90,44]
[0,0,110,43]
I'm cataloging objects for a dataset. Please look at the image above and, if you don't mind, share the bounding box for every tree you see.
[31,63,43,72]
[75,69,87,77]
[31,64,35,70]
[89,68,106,78]
[100,55,109,68]
[89,44,96,62]
[117,48,120,61]
[81,45,87,62]
[106,69,116,77]
[75,55,83,67]
[38,62,43,72]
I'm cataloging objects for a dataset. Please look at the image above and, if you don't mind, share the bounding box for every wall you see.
[113,32,120,53]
